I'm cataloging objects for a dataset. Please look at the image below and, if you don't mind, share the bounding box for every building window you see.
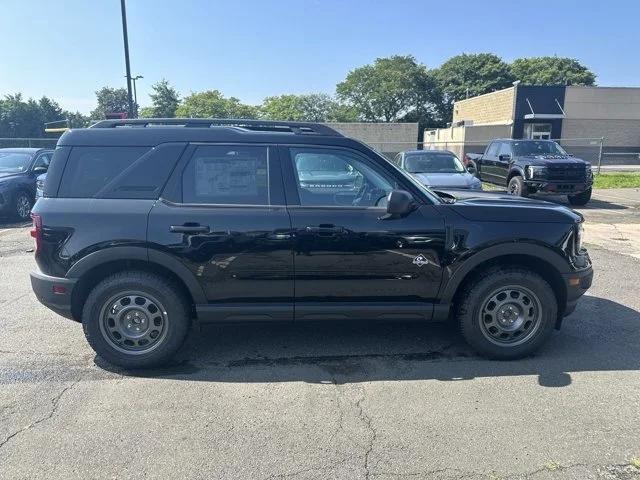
[524,123,552,140]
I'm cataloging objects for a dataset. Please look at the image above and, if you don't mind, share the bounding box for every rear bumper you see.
[561,266,593,317]
[30,270,77,321]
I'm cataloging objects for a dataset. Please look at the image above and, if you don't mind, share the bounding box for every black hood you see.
[518,155,589,167]
[437,190,582,224]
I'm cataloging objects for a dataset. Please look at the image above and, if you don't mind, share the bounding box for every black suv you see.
[30,119,593,368]
[0,148,53,219]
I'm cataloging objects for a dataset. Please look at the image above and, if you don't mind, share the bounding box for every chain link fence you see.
[0,138,58,149]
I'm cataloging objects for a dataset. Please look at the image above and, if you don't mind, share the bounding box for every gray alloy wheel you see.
[478,285,543,347]
[99,291,169,355]
[15,192,32,219]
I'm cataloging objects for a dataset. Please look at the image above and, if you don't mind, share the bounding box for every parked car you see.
[466,139,593,205]
[36,173,46,199]
[393,150,482,190]
[0,148,53,219]
[30,119,593,368]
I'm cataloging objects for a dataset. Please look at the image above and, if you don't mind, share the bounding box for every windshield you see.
[405,152,465,174]
[0,152,32,173]
[512,141,567,157]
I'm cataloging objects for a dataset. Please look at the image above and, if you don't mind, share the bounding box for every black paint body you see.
[30,126,592,325]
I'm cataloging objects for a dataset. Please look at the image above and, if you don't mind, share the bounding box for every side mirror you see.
[498,154,512,162]
[32,166,48,175]
[466,164,476,174]
[382,190,414,219]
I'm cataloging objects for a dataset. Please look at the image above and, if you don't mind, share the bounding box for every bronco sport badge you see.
[412,254,430,267]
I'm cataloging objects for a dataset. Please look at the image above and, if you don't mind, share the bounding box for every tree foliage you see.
[0,94,87,137]
[175,90,259,118]
[140,79,180,118]
[90,87,131,119]
[432,53,514,120]
[261,93,352,122]
[336,55,439,124]
[510,56,596,86]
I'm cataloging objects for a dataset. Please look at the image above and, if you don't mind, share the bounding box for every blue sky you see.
[1,0,638,113]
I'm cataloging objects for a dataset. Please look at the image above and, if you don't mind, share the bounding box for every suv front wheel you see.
[568,187,592,206]
[507,176,528,198]
[456,266,557,359]
[82,271,191,368]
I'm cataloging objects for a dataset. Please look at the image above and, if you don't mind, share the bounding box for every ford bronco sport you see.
[30,119,593,368]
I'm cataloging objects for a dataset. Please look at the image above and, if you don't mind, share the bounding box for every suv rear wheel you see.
[82,271,191,368]
[456,266,557,359]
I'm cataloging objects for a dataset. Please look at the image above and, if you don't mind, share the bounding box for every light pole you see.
[131,75,143,117]
[120,0,134,118]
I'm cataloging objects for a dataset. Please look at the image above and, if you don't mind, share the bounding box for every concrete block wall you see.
[326,122,419,158]
[452,87,515,124]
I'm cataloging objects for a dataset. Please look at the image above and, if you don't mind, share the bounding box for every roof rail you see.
[88,118,343,136]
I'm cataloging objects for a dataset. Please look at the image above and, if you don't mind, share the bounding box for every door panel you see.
[280,145,446,318]
[148,202,294,305]
[288,204,445,304]
[149,143,294,319]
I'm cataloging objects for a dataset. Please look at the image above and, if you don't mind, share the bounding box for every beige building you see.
[425,84,640,164]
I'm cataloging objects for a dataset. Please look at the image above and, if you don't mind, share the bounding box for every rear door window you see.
[181,145,270,205]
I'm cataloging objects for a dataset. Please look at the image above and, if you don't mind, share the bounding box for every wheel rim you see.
[16,194,31,219]
[508,180,520,196]
[478,285,543,346]
[99,291,169,355]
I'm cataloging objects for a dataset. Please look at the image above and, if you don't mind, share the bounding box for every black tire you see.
[456,266,557,359]
[568,187,592,206]
[507,176,528,198]
[82,271,191,369]
[13,190,33,220]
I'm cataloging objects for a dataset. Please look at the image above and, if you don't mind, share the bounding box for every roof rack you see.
[88,118,343,136]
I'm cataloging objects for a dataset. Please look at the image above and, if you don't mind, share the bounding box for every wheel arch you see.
[507,166,525,181]
[67,247,205,322]
[442,244,568,322]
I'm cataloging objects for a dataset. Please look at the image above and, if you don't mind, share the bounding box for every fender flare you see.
[66,246,207,304]
[439,242,568,304]
[508,166,526,181]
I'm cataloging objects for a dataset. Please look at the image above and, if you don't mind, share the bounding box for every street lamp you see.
[127,75,143,117]
[120,0,134,118]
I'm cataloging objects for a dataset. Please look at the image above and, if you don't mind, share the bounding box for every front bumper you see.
[525,179,593,194]
[561,266,593,318]
[30,270,77,320]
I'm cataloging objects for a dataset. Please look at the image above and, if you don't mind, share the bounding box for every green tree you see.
[175,90,259,118]
[90,86,131,119]
[510,56,596,86]
[433,53,514,121]
[140,79,180,118]
[261,93,341,122]
[336,55,440,124]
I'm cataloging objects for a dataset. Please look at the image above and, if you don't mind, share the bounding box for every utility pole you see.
[120,0,134,118]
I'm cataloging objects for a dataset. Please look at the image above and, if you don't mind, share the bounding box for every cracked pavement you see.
[1,192,640,479]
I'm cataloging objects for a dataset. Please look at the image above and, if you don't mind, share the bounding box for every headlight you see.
[575,223,584,252]
[526,166,547,179]
[585,164,593,179]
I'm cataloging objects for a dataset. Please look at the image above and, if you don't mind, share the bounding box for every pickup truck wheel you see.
[456,267,557,359]
[507,176,528,197]
[568,187,592,206]
[82,271,191,369]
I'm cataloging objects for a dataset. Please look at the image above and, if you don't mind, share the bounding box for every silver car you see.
[393,150,482,190]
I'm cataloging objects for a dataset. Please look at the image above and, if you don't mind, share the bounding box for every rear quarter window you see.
[58,145,184,199]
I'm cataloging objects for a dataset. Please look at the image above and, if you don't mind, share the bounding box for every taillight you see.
[30,213,42,255]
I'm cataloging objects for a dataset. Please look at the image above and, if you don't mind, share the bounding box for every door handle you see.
[305,225,344,235]
[170,224,210,234]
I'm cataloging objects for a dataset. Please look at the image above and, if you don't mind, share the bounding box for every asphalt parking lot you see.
[1,190,640,479]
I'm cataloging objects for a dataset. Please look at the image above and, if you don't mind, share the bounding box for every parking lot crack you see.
[0,379,80,452]
[354,390,377,480]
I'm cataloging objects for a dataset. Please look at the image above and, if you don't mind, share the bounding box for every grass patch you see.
[630,458,640,469]
[593,172,640,189]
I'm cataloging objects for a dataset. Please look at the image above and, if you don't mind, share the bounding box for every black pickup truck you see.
[466,139,593,205]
